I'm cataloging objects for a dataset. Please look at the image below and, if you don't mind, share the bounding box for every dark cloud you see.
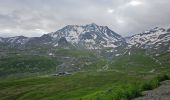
[0,0,170,37]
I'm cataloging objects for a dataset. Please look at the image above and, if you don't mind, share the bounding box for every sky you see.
[0,0,170,37]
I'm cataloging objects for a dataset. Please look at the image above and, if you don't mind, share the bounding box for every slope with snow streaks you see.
[127,27,170,55]
[0,36,31,48]
[127,27,170,48]
[49,23,126,49]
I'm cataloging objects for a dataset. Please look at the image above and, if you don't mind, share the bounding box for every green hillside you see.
[0,49,170,100]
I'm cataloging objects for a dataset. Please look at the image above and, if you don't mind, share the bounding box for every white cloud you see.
[0,0,169,37]
[107,8,114,14]
[128,0,143,6]
[117,19,125,24]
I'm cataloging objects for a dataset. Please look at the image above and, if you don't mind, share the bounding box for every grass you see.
[54,49,96,57]
[81,74,170,100]
[0,54,59,77]
[0,49,169,100]
[109,51,162,73]
[0,71,169,100]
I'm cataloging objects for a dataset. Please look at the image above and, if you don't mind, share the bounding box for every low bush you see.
[82,74,170,100]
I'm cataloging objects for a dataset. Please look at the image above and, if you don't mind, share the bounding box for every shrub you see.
[157,74,169,82]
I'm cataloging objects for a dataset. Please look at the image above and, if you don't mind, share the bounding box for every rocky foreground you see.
[134,80,170,100]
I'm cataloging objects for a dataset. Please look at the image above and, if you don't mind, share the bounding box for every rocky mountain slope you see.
[0,24,170,58]
[48,23,126,49]
[127,27,170,56]
[0,23,126,50]
[0,24,170,77]
[1,24,169,51]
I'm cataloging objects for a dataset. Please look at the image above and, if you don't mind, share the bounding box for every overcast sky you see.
[0,0,170,37]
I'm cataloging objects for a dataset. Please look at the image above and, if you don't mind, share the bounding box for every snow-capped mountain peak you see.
[0,36,30,45]
[48,23,125,49]
[127,27,170,55]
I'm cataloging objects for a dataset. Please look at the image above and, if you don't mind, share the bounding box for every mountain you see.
[0,23,126,50]
[47,23,126,49]
[127,27,170,56]
[0,24,170,77]
[1,24,170,57]
[0,36,29,45]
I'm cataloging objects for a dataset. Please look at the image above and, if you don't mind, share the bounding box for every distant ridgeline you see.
[0,23,169,77]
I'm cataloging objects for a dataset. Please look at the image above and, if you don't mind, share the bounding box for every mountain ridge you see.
[0,23,169,55]
[0,23,126,50]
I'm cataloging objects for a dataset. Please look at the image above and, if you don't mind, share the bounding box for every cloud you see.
[107,8,115,14]
[0,0,170,37]
[128,0,143,6]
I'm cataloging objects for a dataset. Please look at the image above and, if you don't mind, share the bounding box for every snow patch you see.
[54,43,58,47]
[115,54,120,56]
[49,53,54,56]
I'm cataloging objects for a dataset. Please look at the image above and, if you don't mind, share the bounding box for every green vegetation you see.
[0,49,170,100]
[0,71,169,100]
[109,50,160,72]
[54,49,95,57]
[0,54,58,77]
[82,74,169,100]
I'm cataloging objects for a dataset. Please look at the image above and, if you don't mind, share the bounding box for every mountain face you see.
[0,23,126,50]
[127,27,170,55]
[0,36,29,44]
[0,24,170,76]
[48,23,126,49]
[0,36,30,48]
[0,24,169,56]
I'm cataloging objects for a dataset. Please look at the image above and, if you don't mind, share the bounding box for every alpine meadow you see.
[0,0,170,100]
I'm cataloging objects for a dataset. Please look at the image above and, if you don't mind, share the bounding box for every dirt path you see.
[134,80,170,100]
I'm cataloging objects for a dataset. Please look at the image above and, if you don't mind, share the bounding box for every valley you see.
[0,23,170,100]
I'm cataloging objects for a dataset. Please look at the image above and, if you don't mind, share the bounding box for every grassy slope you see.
[0,54,58,77]
[110,53,161,72]
[0,71,169,100]
[0,49,170,100]
[0,49,99,77]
